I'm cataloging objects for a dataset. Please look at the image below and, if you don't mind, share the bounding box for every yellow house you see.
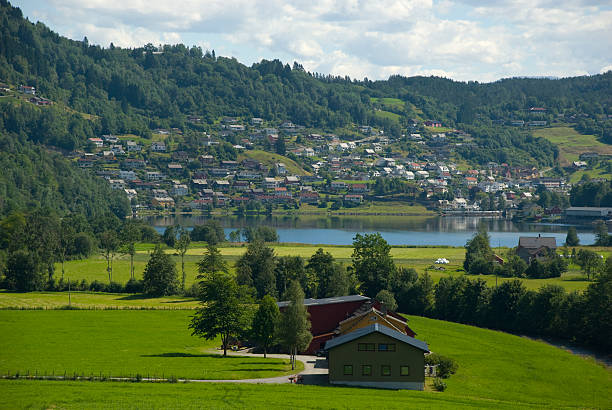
[337,306,415,337]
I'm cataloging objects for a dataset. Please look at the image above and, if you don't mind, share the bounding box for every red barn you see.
[278,295,416,354]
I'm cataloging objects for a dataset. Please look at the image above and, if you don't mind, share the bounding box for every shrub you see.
[433,378,447,391]
[107,282,124,293]
[89,280,107,292]
[184,282,201,298]
[125,278,144,293]
[425,353,458,379]
[78,279,89,291]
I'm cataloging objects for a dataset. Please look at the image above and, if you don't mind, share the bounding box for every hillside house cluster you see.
[73,116,590,216]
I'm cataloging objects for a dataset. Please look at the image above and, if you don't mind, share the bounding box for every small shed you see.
[325,323,429,390]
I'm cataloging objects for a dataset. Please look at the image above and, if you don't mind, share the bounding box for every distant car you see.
[315,349,328,358]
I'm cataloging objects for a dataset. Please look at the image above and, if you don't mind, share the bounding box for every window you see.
[362,365,372,376]
[400,366,410,376]
[381,365,391,376]
[378,343,396,352]
[358,343,376,351]
[343,365,353,376]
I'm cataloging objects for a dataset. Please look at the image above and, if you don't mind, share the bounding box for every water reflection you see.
[145,215,595,247]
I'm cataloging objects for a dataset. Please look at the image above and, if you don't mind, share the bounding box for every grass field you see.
[40,244,601,293]
[0,310,300,380]
[532,126,612,165]
[1,313,610,409]
[0,290,200,309]
[238,150,310,176]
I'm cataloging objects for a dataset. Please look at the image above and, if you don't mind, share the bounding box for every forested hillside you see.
[0,0,611,217]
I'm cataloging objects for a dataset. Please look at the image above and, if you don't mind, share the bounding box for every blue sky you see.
[13,0,612,82]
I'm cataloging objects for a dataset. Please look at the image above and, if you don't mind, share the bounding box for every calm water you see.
[147,215,596,247]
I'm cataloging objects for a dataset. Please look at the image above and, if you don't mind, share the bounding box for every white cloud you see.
[13,0,612,81]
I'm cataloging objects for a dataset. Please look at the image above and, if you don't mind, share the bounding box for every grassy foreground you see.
[1,312,610,409]
[0,310,300,380]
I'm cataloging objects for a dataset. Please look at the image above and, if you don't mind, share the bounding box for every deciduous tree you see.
[190,272,253,356]
[277,280,312,370]
[251,294,280,358]
[142,245,178,296]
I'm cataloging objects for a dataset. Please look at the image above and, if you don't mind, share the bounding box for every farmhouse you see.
[277,295,416,354]
[325,323,429,390]
[517,235,557,264]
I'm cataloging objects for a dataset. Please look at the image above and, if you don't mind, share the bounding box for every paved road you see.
[184,351,329,385]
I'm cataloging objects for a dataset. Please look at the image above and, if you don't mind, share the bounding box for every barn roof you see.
[277,294,369,308]
[324,323,429,352]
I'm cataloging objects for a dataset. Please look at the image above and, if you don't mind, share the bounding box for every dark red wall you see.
[307,300,368,335]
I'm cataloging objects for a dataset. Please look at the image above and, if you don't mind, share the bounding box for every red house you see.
[278,295,416,354]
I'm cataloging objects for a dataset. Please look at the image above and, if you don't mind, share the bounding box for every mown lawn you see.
[0,310,301,380]
[1,313,610,409]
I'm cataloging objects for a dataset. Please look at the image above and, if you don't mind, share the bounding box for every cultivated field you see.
[1,312,610,409]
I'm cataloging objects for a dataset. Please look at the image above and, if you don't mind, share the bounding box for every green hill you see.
[1,310,610,408]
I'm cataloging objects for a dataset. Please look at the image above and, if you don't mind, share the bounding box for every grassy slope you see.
[0,310,300,380]
[1,314,610,409]
[239,150,311,175]
[532,126,612,165]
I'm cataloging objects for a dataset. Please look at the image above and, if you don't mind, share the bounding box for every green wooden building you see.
[324,323,430,390]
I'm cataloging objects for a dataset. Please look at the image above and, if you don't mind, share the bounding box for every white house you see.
[151,142,166,152]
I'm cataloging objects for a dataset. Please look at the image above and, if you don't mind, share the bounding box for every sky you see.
[12,0,612,82]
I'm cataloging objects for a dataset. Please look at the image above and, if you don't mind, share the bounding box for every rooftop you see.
[518,236,557,249]
[277,294,369,308]
[324,323,429,352]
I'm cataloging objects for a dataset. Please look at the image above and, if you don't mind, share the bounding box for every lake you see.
[146,215,597,247]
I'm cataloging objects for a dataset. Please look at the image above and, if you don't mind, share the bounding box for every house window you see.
[362,365,372,376]
[358,343,376,351]
[343,365,353,376]
[378,343,396,352]
[400,366,410,376]
[381,365,391,376]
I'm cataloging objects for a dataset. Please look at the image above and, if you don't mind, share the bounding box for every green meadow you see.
[0,290,199,309]
[532,126,612,165]
[0,310,301,380]
[46,244,601,293]
[1,312,610,409]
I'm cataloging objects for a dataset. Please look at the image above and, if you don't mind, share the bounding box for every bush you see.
[125,278,144,293]
[107,282,124,293]
[183,282,201,298]
[425,353,458,379]
[78,279,89,291]
[433,378,447,391]
[89,280,107,292]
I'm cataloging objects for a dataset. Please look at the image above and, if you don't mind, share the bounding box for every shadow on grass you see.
[116,294,198,302]
[141,353,285,363]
